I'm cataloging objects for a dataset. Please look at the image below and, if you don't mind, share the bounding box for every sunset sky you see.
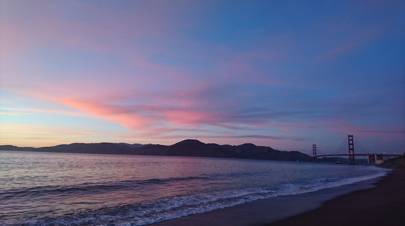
[1,0,404,154]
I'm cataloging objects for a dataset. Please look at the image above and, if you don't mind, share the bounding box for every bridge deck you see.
[315,154,402,158]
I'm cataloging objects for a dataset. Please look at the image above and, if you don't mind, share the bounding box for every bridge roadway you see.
[315,153,402,158]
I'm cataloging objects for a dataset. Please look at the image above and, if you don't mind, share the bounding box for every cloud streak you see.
[1,0,404,152]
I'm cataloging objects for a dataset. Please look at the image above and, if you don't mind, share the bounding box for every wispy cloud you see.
[1,0,404,152]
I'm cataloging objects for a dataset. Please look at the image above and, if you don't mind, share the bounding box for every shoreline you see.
[266,158,405,226]
[152,158,404,226]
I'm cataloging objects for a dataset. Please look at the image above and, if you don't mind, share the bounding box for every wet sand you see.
[153,158,404,226]
[266,157,405,226]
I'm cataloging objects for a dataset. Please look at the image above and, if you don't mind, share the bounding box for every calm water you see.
[0,151,387,225]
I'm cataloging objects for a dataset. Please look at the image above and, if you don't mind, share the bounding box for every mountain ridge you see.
[0,139,312,162]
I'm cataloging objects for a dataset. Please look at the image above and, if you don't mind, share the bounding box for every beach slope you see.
[265,157,405,226]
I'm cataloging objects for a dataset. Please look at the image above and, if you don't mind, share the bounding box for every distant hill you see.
[0,139,312,162]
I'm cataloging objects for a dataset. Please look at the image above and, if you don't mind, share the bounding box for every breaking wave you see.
[17,170,387,226]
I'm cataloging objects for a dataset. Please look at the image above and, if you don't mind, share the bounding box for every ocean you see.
[0,150,387,225]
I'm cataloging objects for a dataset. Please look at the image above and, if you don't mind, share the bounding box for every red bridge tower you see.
[312,144,317,159]
[348,134,355,164]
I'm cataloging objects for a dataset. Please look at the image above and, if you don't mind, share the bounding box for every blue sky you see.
[1,0,404,154]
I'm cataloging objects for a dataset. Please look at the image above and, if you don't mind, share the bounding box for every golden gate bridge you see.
[312,135,403,164]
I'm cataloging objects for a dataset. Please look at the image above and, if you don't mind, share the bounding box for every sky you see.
[1,0,404,154]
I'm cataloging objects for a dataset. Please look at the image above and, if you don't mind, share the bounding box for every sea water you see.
[0,150,387,225]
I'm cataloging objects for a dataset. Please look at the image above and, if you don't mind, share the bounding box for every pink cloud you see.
[60,94,217,131]
[61,97,223,129]
[62,98,149,129]
[164,110,217,125]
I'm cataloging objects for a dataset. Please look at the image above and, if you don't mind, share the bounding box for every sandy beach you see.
[153,158,405,226]
[266,157,405,226]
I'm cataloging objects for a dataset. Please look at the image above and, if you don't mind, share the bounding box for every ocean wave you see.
[0,176,209,200]
[16,169,388,226]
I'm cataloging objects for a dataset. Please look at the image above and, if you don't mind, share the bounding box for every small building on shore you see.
[368,154,385,165]
[375,154,385,165]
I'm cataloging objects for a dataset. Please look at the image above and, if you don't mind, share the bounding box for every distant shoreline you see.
[152,157,404,226]
[0,139,312,162]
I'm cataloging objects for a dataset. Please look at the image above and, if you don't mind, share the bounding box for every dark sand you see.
[266,158,405,226]
[153,158,405,226]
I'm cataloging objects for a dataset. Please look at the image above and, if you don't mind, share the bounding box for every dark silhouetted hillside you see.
[0,139,312,162]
